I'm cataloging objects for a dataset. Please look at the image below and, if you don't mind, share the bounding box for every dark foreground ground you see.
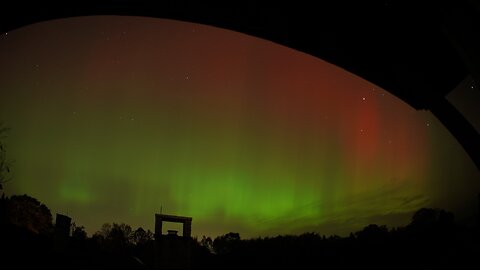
[1,208,479,270]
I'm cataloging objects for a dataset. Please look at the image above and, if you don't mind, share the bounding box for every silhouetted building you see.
[53,213,71,250]
[154,213,192,270]
[167,230,178,236]
[155,213,192,239]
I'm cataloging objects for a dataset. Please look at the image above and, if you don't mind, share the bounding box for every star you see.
[426,123,430,127]
[362,97,366,101]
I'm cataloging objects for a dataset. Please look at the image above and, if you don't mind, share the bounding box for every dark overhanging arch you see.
[1,1,479,169]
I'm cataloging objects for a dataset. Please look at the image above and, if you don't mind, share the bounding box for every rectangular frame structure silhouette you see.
[155,214,192,238]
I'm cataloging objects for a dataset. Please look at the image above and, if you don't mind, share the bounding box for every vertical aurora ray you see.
[0,16,478,238]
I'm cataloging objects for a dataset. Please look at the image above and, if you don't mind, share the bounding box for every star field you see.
[0,16,478,238]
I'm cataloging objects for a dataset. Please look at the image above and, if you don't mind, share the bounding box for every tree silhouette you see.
[0,122,12,191]
[200,235,214,253]
[213,232,241,255]
[108,223,133,245]
[97,222,112,238]
[131,227,153,245]
[0,193,7,224]
[94,222,134,253]
[7,194,53,234]
[409,208,455,231]
[355,224,388,240]
[0,195,475,270]
[71,222,87,241]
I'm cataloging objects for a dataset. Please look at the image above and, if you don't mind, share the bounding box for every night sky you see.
[0,16,478,238]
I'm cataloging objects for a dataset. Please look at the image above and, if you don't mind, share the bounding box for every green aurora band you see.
[0,16,478,238]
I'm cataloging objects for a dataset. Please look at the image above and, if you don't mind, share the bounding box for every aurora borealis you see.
[0,16,478,238]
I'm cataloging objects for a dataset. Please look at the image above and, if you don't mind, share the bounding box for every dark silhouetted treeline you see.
[200,209,479,270]
[1,193,479,269]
